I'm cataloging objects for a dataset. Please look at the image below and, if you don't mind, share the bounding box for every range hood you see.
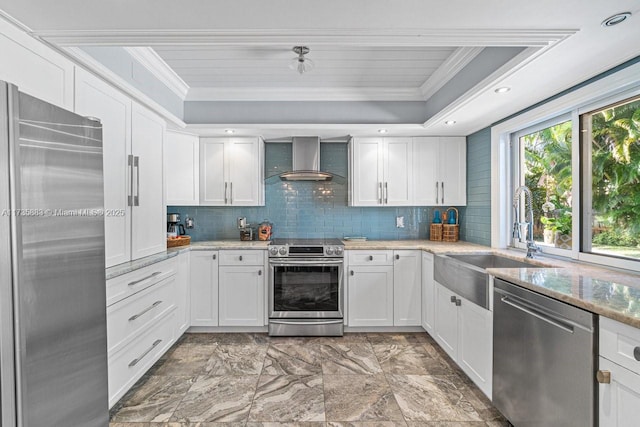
[278,136,335,181]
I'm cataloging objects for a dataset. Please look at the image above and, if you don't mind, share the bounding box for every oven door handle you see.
[269,319,344,326]
[269,259,344,266]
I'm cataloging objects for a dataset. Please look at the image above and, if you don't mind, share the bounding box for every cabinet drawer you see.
[219,250,264,266]
[600,317,640,374]
[108,310,176,408]
[107,275,176,354]
[348,250,393,266]
[106,257,177,306]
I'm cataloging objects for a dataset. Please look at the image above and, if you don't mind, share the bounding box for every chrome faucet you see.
[513,185,539,258]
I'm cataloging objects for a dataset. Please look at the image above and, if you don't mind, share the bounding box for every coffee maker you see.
[167,213,185,237]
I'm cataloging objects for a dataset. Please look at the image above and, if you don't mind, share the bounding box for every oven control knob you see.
[269,246,279,256]
[326,246,335,255]
[278,246,288,255]
[335,246,344,256]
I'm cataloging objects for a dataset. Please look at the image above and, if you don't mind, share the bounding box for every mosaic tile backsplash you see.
[169,143,463,241]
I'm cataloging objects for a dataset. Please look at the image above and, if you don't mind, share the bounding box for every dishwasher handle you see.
[500,295,575,334]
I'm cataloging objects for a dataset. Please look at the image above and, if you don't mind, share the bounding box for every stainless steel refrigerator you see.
[0,81,108,426]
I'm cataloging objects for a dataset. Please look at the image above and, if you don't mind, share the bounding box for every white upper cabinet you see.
[75,68,132,267]
[414,137,466,206]
[200,137,264,206]
[0,19,74,110]
[165,130,199,205]
[350,137,413,206]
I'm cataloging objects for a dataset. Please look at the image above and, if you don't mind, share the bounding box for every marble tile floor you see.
[109,332,509,427]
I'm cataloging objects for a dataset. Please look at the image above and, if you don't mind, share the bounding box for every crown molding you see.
[65,47,186,128]
[186,87,424,102]
[123,47,190,99]
[420,47,484,100]
[35,28,577,47]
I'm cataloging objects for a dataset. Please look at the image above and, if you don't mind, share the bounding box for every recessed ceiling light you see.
[494,87,511,94]
[378,129,388,134]
[444,120,456,125]
[225,129,235,134]
[601,12,631,27]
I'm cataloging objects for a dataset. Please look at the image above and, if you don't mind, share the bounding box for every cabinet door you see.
[165,131,199,205]
[175,252,191,335]
[131,103,166,260]
[458,297,493,398]
[200,138,227,205]
[348,265,394,326]
[228,138,264,206]
[599,357,640,427]
[393,250,422,326]
[421,252,435,334]
[219,266,265,326]
[75,68,132,267]
[413,137,440,206]
[434,282,458,360]
[190,251,219,326]
[383,138,413,206]
[350,138,384,206]
[439,137,466,206]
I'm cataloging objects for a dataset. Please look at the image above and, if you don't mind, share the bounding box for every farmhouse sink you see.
[434,253,545,309]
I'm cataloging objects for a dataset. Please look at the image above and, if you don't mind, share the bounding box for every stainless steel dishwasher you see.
[493,278,597,427]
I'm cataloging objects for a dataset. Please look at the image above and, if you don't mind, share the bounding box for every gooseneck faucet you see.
[513,185,539,258]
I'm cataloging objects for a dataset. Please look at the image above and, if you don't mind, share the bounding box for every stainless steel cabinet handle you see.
[634,347,640,361]
[128,271,162,287]
[435,181,439,204]
[128,301,162,321]
[596,370,611,384]
[224,182,228,204]
[455,298,462,306]
[134,156,140,206]
[128,154,134,206]
[213,254,217,260]
[239,255,243,261]
[350,270,354,276]
[450,295,457,303]
[395,254,400,260]
[441,182,444,204]
[378,182,382,204]
[128,339,162,367]
[369,255,373,261]
[384,182,388,204]
[258,270,262,276]
[230,182,233,204]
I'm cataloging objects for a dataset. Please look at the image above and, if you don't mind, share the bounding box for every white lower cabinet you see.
[348,265,394,327]
[393,250,422,326]
[219,266,265,326]
[421,252,435,334]
[190,250,219,326]
[175,252,191,334]
[599,317,640,426]
[434,281,492,398]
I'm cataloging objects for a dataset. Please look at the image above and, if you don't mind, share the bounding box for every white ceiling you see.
[1,0,639,136]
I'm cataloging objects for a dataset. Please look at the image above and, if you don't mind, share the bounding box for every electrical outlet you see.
[396,216,405,228]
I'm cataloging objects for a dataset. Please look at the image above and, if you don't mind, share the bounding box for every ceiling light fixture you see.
[494,87,511,94]
[378,129,388,134]
[445,120,456,125]
[289,46,315,75]
[225,129,235,134]
[601,12,631,27]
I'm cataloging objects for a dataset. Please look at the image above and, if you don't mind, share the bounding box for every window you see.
[582,96,640,261]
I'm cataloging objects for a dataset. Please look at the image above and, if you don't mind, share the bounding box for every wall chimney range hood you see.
[278,136,336,182]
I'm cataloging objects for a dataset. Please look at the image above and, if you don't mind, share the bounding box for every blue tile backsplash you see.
[169,142,462,241]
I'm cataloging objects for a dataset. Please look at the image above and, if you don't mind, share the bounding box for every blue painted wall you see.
[169,143,457,241]
[459,128,492,246]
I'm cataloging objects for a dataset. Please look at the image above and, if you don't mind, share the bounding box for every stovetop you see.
[268,238,344,258]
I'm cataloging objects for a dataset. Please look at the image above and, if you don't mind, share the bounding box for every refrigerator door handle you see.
[128,155,134,206]
[133,156,140,206]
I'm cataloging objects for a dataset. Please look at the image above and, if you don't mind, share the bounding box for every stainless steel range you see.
[268,238,344,336]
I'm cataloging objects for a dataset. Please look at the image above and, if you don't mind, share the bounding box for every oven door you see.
[269,258,343,319]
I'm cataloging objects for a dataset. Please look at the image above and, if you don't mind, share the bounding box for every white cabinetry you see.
[175,252,191,334]
[350,137,413,206]
[393,250,422,326]
[75,68,166,266]
[347,250,421,327]
[165,130,199,205]
[200,137,264,206]
[218,251,266,327]
[190,250,219,326]
[434,281,492,397]
[599,317,640,426]
[421,252,435,334]
[0,18,74,109]
[414,137,466,206]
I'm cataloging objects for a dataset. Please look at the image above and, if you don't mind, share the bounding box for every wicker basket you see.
[429,224,443,241]
[167,235,191,248]
[442,207,459,242]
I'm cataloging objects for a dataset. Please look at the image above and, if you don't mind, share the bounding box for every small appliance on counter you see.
[167,213,190,247]
[238,217,253,241]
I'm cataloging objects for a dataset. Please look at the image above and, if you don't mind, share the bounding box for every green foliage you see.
[540,210,572,235]
[592,229,639,247]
